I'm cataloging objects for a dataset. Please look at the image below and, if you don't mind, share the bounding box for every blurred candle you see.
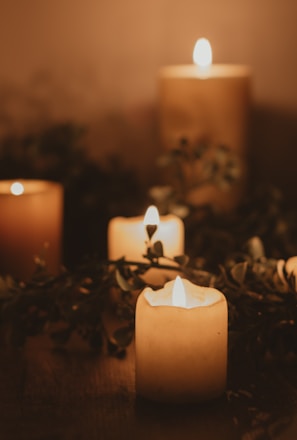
[108,205,184,284]
[0,179,63,280]
[158,38,251,211]
[135,276,228,403]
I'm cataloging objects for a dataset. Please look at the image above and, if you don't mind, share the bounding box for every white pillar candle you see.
[0,179,63,280]
[135,276,228,403]
[158,38,251,211]
[108,206,184,284]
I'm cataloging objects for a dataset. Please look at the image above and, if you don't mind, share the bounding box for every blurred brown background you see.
[0,0,297,203]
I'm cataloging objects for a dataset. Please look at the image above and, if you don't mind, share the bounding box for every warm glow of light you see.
[10,181,24,196]
[172,276,187,307]
[143,205,160,226]
[193,38,212,68]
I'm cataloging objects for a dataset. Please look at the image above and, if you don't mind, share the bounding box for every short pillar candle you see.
[135,276,228,403]
[0,179,63,280]
[108,206,184,284]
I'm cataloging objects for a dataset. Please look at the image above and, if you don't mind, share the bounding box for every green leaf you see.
[115,269,134,292]
[230,261,248,285]
[107,339,126,358]
[113,326,134,348]
[245,236,265,260]
[152,241,164,257]
[174,255,189,267]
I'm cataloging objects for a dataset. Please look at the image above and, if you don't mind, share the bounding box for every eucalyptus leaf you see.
[115,269,134,292]
[245,290,264,300]
[113,326,134,348]
[152,241,164,258]
[266,293,284,303]
[230,261,248,285]
[245,236,265,260]
[174,255,190,267]
[107,340,126,358]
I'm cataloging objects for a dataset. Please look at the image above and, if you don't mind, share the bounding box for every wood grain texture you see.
[0,335,297,440]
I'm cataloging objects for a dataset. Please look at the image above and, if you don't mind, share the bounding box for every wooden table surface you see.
[1,334,297,440]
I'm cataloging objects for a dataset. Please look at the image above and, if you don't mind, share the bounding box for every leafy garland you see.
[0,124,297,367]
[1,232,296,439]
[0,227,297,365]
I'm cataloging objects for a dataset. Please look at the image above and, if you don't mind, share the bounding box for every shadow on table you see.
[134,362,297,440]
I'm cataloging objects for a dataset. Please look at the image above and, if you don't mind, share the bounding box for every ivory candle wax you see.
[135,277,228,403]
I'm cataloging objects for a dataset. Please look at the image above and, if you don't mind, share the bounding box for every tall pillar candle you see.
[158,38,251,212]
[135,276,228,403]
[108,206,184,285]
[0,179,63,280]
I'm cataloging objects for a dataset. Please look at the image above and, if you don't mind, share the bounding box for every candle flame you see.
[143,205,160,226]
[193,38,212,69]
[172,276,187,308]
[10,181,24,196]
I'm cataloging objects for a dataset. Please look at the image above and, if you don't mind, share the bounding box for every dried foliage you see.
[0,224,297,366]
[1,125,297,369]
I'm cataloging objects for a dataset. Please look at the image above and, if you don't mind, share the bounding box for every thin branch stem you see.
[105,259,183,272]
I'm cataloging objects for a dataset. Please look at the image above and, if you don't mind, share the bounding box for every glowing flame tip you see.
[193,38,212,69]
[10,181,24,196]
[172,276,187,308]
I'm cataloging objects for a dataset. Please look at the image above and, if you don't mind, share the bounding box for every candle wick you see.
[146,224,158,241]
